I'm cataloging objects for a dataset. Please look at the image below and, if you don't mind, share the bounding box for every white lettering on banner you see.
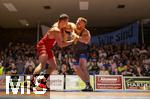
[100,78,118,81]
[6,76,25,94]
[95,75,123,90]
[127,82,150,87]
[124,77,150,91]
[5,76,47,94]
[91,22,139,45]
[33,75,47,94]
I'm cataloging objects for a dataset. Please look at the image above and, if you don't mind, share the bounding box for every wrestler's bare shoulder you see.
[68,22,76,29]
[49,27,61,32]
[82,29,90,34]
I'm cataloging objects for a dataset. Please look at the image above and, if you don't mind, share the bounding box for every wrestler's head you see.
[58,14,69,29]
[65,23,73,33]
[76,17,87,30]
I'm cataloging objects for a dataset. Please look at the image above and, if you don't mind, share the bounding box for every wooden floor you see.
[50,92,150,96]
[0,91,150,99]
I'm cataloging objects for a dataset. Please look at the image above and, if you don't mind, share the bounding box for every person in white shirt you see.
[25,58,35,69]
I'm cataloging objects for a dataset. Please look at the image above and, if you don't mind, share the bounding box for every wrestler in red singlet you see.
[36,33,56,59]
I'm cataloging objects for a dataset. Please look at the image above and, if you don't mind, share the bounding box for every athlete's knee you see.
[39,53,48,62]
[39,62,46,68]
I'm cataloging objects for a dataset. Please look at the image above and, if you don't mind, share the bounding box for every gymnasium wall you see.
[0,28,37,48]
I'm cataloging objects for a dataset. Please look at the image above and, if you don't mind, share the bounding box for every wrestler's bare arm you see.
[50,27,63,48]
[78,30,91,44]
[50,27,76,48]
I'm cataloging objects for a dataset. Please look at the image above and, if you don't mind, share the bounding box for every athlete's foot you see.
[35,83,50,91]
[46,87,50,91]
[81,85,93,92]
[36,78,50,91]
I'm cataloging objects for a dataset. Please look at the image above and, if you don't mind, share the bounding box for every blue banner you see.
[91,22,139,45]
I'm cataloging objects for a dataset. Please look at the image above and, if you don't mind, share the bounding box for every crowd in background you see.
[0,42,150,76]
[0,42,37,75]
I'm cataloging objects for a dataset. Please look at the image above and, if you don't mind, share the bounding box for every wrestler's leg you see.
[73,64,86,81]
[80,58,90,83]
[47,56,57,75]
[33,52,48,74]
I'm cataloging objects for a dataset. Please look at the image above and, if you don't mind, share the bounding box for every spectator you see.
[0,62,4,75]
[0,41,150,77]
[135,61,142,76]
[60,64,68,75]
[109,60,118,75]
[10,63,17,75]
[51,69,59,75]
[122,65,135,76]
[99,66,110,75]
[89,61,99,75]
[98,48,107,58]
[25,65,34,75]
[89,45,99,62]
[140,46,148,54]
[16,59,25,74]
[141,63,150,76]
[117,62,125,75]
[25,57,35,69]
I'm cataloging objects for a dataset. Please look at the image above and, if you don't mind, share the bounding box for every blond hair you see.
[77,17,87,24]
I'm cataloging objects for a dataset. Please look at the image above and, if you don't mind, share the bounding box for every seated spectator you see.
[89,45,99,62]
[98,48,107,58]
[103,60,111,69]
[51,69,59,75]
[60,64,68,75]
[135,61,142,76]
[0,62,4,75]
[25,57,35,69]
[141,63,150,76]
[89,61,100,75]
[0,41,150,77]
[97,58,104,68]
[16,59,25,74]
[25,65,34,75]
[140,46,148,54]
[117,63,125,75]
[122,65,134,76]
[99,66,110,75]
[10,63,17,75]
